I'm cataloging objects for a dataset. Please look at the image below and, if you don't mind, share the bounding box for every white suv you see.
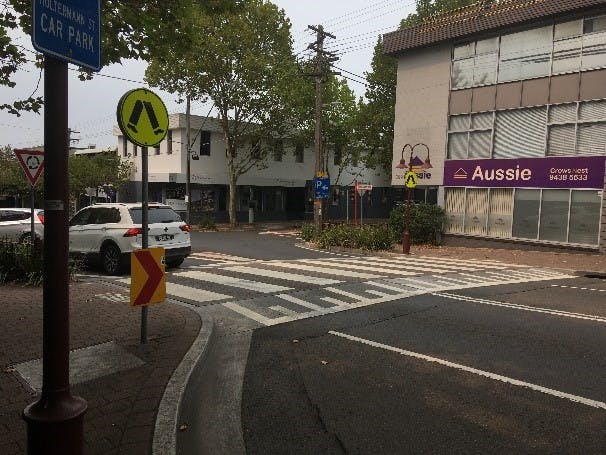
[0,208,45,244]
[69,203,191,275]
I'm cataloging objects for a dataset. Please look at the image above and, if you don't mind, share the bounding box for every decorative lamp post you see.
[396,143,429,254]
[396,145,413,254]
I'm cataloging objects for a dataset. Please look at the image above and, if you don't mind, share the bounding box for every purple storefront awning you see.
[444,156,606,189]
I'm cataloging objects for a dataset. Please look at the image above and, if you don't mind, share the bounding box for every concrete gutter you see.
[152,299,216,455]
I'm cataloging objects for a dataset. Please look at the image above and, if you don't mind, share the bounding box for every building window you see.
[498,26,552,83]
[133,144,138,157]
[568,190,601,244]
[154,145,160,155]
[199,131,211,156]
[273,139,283,162]
[334,144,342,165]
[167,130,173,155]
[447,112,493,159]
[122,139,128,157]
[452,37,498,89]
[548,100,606,156]
[294,144,304,163]
[493,107,546,159]
[452,15,606,89]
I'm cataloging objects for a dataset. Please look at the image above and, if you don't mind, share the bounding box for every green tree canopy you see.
[145,0,297,226]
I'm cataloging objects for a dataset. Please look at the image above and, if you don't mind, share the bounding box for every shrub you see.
[199,214,216,230]
[300,223,318,242]
[389,202,446,245]
[314,223,393,251]
[0,239,44,285]
[0,239,81,286]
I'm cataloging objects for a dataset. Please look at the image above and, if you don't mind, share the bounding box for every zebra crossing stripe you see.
[325,287,373,301]
[276,294,325,311]
[266,262,381,279]
[223,302,290,325]
[319,256,481,272]
[297,259,421,276]
[269,305,300,317]
[221,265,341,285]
[385,255,528,268]
[174,270,291,293]
[116,278,233,302]
[189,252,252,262]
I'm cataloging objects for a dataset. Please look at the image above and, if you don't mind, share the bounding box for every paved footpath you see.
[0,280,201,455]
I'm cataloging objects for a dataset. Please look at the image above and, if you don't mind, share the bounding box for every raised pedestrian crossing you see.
[106,255,575,325]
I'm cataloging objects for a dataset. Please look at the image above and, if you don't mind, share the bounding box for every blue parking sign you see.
[314,177,330,199]
[32,0,102,71]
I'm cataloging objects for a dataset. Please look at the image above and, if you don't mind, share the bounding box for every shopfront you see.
[443,156,605,246]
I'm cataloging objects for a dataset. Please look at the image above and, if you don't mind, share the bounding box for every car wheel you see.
[101,243,122,275]
[166,257,185,269]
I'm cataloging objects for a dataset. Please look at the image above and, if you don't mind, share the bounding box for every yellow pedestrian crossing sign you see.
[404,170,418,188]
[117,88,169,147]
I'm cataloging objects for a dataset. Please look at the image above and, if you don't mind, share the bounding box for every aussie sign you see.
[444,156,606,189]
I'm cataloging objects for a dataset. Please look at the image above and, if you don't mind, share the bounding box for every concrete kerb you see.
[152,298,215,455]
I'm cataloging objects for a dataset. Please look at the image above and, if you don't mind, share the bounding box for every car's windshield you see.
[129,207,182,224]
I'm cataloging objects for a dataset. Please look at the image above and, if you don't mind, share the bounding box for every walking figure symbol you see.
[127,100,165,135]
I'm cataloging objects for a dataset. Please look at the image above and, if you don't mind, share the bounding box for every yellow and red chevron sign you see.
[130,248,166,307]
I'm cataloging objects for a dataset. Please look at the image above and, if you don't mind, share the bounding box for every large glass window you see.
[487,188,513,237]
[464,188,488,235]
[498,26,552,83]
[452,16,606,89]
[494,107,546,158]
[444,188,465,234]
[447,112,493,159]
[568,190,601,244]
[512,189,540,239]
[539,190,569,242]
[547,101,606,156]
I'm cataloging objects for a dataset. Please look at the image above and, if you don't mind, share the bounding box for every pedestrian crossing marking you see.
[174,270,291,293]
[116,278,234,302]
[221,265,341,285]
[297,259,421,276]
[276,294,325,311]
[266,261,382,279]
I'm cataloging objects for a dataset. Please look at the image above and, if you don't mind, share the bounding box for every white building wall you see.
[391,44,451,188]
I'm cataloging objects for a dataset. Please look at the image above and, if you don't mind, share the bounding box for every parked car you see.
[0,208,44,244]
[69,203,191,275]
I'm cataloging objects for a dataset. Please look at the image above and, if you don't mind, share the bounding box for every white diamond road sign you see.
[32,0,101,72]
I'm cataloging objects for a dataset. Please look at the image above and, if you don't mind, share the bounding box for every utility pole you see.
[185,95,191,225]
[306,24,337,232]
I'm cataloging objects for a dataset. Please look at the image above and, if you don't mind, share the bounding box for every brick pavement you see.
[0,280,200,455]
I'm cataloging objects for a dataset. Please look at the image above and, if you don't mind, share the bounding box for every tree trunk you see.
[228,173,237,228]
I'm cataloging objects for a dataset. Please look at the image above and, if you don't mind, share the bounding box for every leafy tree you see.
[353,37,396,174]
[145,0,297,227]
[68,150,134,206]
[401,0,477,27]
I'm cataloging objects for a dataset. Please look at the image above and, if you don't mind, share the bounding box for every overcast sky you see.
[0,0,413,150]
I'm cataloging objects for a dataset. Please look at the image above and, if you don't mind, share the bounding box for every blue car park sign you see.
[32,0,102,71]
[314,177,330,199]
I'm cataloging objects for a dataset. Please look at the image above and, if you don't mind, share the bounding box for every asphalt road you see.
[241,275,606,454]
[188,230,336,260]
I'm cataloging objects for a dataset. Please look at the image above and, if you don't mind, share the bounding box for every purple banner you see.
[444,156,606,189]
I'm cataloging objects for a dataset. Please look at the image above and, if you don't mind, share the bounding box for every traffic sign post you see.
[355,182,372,225]
[117,88,169,343]
[14,149,45,247]
[131,248,166,307]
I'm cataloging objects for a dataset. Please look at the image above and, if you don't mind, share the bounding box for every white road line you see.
[394,277,446,289]
[223,302,290,325]
[456,273,495,283]
[276,294,325,311]
[325,257,480,272]
[385,255,528,268]
[329,330,606,410]
[221,265,341,285]
[295,259,419,276]
[117,278,232,302]
[321,296,352,306]
[365,281,417,294]
[431,275,470,285]
[435,292,606,323]
[190,252,252,261]
[174,271,291,293]
[325,287,370,300]
[269,305,300,317]
[552,284,606,292]
[366,289,393,297]
[266,262,381,279]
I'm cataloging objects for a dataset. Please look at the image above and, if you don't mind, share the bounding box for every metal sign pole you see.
[30,188,35,248]
[23,55,87,455]
[141,145,149,344]
[360,192,364,225]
